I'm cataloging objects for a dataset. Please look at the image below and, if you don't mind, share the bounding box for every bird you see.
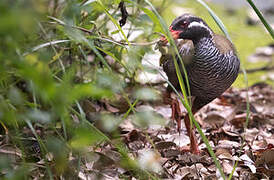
[159,14,240,154]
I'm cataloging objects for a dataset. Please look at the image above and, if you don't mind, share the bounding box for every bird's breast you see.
[187,40,240,98]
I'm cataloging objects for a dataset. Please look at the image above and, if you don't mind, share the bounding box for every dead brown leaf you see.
[255,145,274,177]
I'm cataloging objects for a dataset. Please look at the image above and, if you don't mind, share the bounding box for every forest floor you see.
[76,83,274,179]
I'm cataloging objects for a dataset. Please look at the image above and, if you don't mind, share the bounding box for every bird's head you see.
[161,14,213,44]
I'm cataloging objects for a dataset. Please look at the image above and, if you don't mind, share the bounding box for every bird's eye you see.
[180,21,189,28]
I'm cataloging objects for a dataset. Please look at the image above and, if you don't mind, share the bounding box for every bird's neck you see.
[194,37,215,51]
[192,35,213,45]
[190,26,214,44]
[194,37,220,60]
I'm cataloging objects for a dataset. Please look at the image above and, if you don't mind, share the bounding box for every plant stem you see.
[246,0,274,39]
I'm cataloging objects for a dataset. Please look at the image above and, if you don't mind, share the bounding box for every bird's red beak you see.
[160,26,181,45]
[169,26,181,39]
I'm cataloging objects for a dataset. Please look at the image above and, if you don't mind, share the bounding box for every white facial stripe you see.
[188,21,213,36]
[183,14,195,18]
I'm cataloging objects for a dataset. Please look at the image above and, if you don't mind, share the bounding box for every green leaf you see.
[134,88,160,101]
[70,126,105,149]
[72,83,113,100]
[95,71,125,93]
[140,7,162,33]
[100,114,121,132]
[27,109,52,124]
[133,111,165,128]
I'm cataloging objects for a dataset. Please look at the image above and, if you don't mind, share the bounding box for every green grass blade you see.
[196,1,251,178]
[141,0,191,104]
[122,99,138,120]
[228,67,250,180]
[142,1,226,179]
[48,15,112,71]
[125,1,192,100]
[228,161,238,180]
[96,0,131,45]
[143,47,226,180]
[189,112,226,179]
[25,119,54,179]
[95,46,132,75]
[242,68,250,129]
[196,0,231,41]
[85,39,112,71]
[246,0,274,39]
[197,1,252,178]
[24,40,70,56]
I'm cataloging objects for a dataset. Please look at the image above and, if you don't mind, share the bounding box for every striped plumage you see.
[163,14,240,112]
[161,14,240,154]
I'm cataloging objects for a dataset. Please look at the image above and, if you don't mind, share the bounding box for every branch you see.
[48,16,160,46]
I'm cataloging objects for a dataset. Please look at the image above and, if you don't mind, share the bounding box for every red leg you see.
[163,91,182,132]
[171,99,182,132]
[163,91,200,154]
[184,112,200,154]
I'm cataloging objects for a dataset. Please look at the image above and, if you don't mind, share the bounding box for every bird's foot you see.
[179,134,200,155]
[180,145,200,155]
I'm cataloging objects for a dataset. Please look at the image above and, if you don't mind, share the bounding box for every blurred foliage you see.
[0,0,272,179]
[0,0,164,178]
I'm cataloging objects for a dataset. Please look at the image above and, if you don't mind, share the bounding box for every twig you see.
[48,17,160,46]
[97,36,160,46]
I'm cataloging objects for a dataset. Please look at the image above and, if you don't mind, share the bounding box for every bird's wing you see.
[162,40,195,92]
[213,34,236,54]
[177,40,195,65]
